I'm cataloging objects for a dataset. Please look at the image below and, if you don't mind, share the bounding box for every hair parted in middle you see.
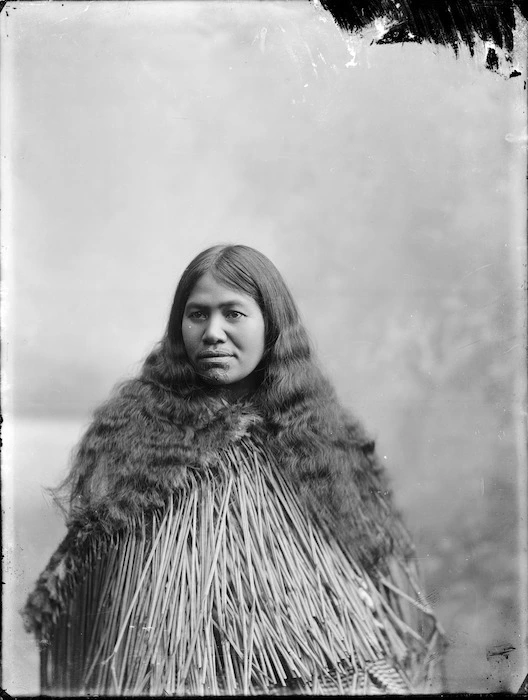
[142,244,329,419]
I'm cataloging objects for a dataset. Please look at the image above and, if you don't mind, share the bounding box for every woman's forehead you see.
[185,272,256,307]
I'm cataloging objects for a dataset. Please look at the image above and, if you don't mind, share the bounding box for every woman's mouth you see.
[198,358,229,366]
[196,353,232,371]
[197,351,233,360]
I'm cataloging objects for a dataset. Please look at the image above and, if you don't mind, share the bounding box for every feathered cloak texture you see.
[22,377,444,695]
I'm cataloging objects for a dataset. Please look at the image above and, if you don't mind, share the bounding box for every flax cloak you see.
[23,377,445,694]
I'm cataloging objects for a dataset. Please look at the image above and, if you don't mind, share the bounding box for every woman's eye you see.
[188,310,206,320]
[226,310,244,319]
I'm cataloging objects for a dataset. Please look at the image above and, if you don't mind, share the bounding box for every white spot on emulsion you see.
[259,27,267,53]
[345,44,357,68]
[373,18,390,40]
[505,130,528,145]
[252,27,268,53]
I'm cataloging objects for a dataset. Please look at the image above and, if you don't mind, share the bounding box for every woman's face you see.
[182,272,266,395]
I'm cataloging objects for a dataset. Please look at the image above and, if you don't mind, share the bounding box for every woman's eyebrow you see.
[185,299,249,309]
[219,300,250,308]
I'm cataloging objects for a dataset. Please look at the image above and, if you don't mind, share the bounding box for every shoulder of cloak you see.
[66,378,264,529]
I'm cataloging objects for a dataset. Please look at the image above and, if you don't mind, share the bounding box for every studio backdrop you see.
[2,1,527,694]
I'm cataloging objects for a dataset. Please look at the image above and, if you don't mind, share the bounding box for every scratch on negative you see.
[486,644,516,660]
[457,339,483,350]
[462,264,493,279]
[503,344,519,354]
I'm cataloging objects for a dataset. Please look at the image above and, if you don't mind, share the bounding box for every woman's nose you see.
[202,315,227,344]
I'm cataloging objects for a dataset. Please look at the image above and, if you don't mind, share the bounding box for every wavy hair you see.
[141,244,346,430]
[142,244,310,395]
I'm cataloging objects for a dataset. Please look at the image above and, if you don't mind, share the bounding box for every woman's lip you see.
[198,352,233,359]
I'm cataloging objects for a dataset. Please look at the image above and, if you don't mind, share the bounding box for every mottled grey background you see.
[2,1,527,694]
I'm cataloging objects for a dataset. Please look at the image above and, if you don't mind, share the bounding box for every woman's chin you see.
[199,371,230,385]
[196,370,259,399]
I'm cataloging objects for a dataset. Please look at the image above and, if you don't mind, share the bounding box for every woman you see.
[23,244,445,695]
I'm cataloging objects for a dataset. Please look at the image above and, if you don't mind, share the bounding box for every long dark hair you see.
[140,245,353,439]
[142,244,312,401]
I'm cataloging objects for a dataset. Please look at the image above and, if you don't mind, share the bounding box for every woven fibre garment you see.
[23,378,416,582]
[36,438,444,696]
